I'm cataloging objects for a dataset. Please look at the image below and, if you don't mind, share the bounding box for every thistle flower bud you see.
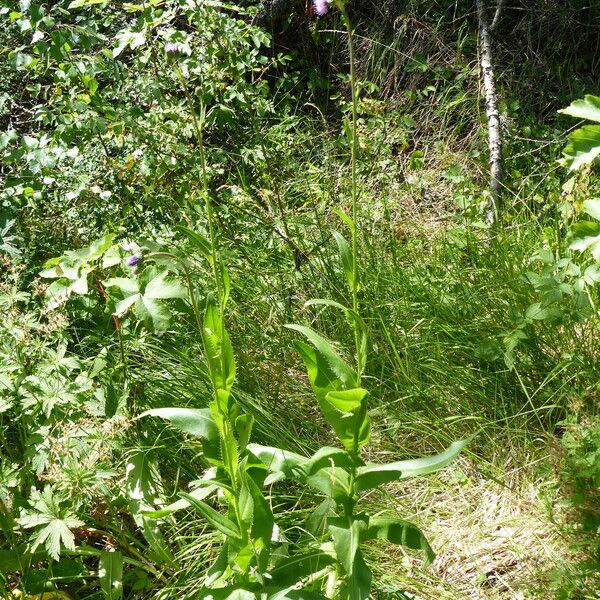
[313,0,330,16]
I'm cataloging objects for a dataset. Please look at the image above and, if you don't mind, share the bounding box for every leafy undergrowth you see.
[2,1,600,599]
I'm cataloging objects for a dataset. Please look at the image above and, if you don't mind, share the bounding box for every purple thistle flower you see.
[164,42,180,55]
[125,255,140,267]
[313,0,329,16]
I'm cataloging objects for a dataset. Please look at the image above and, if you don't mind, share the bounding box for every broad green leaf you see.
[286,325,357,389]
[525,303,551,321]
[294,341,342,404]
[354,440,466,492]
[306,467,351,503]
[569,221,600,260]
[303,447,356,476]
[583,198,600,221]
[142,516,177,566]
[562,124,600,171]
[364,518,434,564]
[144,270,187,300]
[559,95,600,123]
[346,550,372,600]
[243,472,273,544]
[247,444,307,483]
[305,498,336,539]
[322,388,370,455]
[328,516,367,575]
[139,407,218,442]
[69,0,108,8]
[304,299,368,375]
[180,493,241,540]
[99,551,123,600]
[270,551,336,587]
[268,586,329,600]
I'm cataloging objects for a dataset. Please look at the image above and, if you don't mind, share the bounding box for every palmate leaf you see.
[105,269,186,330]
[17,487,84,561]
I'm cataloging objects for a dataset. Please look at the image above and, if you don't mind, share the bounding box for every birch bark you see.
[476,0,503,225]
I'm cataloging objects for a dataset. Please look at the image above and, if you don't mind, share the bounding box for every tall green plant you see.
[248,3,466,598]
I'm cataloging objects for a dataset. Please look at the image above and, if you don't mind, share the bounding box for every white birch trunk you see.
[476,0,503,225]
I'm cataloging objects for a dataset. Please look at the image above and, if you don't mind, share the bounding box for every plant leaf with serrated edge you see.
[203,297,235,396]
[354,439,466,492]
[180,493,241,540]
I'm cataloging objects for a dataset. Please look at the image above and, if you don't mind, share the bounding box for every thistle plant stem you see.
[341,7,363,385]
[173,66,243,538]
[175,67,222,305]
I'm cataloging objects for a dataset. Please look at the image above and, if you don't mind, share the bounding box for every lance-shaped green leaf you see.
[99,551,123,600]
[346,550,371,600]
[322,388,370,455]
[239,471,273,545]
[268,586,329,600]
[180,493,241,541]
[354,439,466,492]
[176,225,213,262]
[363,518,434,564]
[142,484,218,519]
[203,297,236,398]
[286,325,357,390]
[332,230,355,291]
[139,407,218,441]
[305,299,368,376]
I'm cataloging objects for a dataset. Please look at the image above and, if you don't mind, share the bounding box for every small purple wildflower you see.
[122,241,135,252]
[313,0,329,16]
[164,42,180,55]
[125,255,140,267]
